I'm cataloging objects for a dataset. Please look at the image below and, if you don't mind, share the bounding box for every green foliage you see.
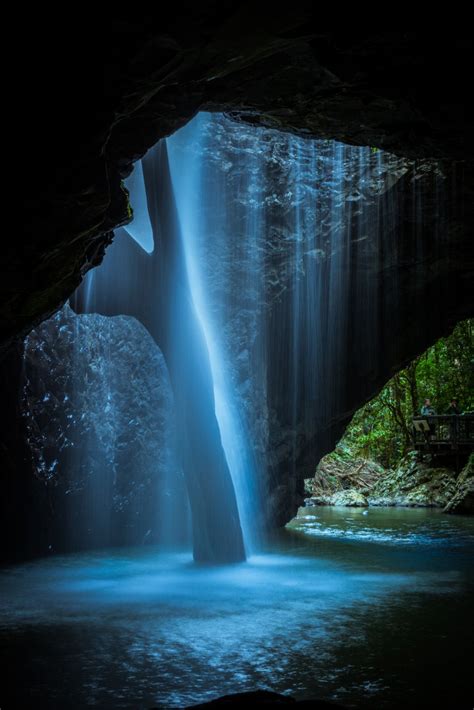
[121,181,133,221]
[340,319,474,468]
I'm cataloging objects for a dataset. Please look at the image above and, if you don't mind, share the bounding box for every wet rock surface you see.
[20,304,187,552]
[303,450,472,512]
[444,454,474,514]
[367,453,457,508]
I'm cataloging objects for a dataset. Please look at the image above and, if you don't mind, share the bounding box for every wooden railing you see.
[412,414,474,451]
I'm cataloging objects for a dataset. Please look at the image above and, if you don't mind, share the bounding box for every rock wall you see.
[10,24,474,351]
[444,454,474,514]
[303,450,473,512]
[265,161,473,523]
[19,304,188,554]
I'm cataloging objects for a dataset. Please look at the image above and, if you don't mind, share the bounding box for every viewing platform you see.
[412,414,474,454]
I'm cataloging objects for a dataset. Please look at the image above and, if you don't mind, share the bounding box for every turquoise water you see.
[1,508,473,708]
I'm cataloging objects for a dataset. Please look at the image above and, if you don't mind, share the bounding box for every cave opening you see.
[24,111,419,561]
[2,111,473,709]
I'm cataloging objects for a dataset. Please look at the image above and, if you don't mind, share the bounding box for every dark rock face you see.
[444,454,474,514]
[266,161,474,523]
[11,23,474,350]
[4,22,474,540]
[20,304,188,553]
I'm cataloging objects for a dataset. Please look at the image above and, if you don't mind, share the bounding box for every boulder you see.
[368,452,458,508]
[444,454,474,514]
[331,490,368,507]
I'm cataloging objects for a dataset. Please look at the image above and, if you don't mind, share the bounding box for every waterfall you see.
[24,111,412,561]
[72,141,246,563]
[164,114,403,525]
[167,114,264,554]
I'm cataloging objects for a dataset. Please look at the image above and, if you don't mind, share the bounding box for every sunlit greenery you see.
[341,319,474,468]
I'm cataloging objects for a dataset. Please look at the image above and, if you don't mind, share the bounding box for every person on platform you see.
[445,398,461,416]
[421,398,436,416]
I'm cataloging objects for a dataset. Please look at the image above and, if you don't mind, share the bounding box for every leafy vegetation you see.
[340,319,474,468]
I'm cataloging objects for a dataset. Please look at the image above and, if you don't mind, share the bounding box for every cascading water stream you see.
[72,140,245,563]
[167,114,263,555]
[164,113,402,533]
[25,112,412,564]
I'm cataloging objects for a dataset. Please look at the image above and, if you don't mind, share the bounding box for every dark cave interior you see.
[3,16,474,710]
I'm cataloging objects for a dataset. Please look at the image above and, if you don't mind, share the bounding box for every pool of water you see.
[1,507,473,708]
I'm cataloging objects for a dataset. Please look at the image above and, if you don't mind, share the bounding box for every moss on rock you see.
[367,452,458,508]
[303,450,472,511]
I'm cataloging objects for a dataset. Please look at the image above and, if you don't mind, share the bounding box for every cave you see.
[2,18,474,710]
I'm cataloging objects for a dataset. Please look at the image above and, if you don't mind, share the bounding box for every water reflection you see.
[0,508,472,709]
